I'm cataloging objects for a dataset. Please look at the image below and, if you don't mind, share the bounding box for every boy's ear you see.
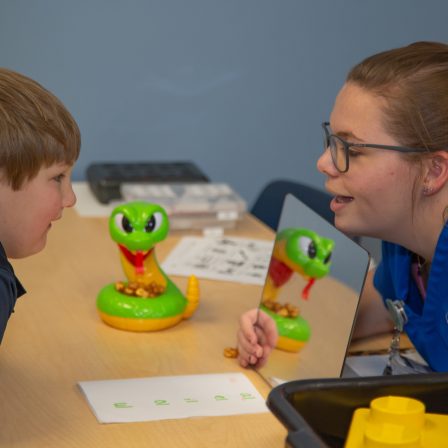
[422,151,448,195]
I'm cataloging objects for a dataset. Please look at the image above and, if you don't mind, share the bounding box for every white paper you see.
[73,182,121,217]
[344,351,429,377]
[161,236,274,285]
[344,355,389,377]
[78,373,268,423]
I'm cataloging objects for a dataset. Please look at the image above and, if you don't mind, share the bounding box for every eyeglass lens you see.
[323,126,347,172]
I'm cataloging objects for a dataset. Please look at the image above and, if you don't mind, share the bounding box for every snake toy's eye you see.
[114,213,133,233]
[145,212,163,233]
[299,236,317,259]
[323,251,332,264]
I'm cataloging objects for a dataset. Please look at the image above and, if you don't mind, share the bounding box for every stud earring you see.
[423,185,433,196]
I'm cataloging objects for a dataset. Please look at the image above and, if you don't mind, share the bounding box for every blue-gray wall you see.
[1,1,447,207]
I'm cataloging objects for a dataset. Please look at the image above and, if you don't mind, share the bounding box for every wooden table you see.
[0,208,398,447]
[1,208,289,448]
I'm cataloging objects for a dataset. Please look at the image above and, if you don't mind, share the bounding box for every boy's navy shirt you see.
[0,242,26,344]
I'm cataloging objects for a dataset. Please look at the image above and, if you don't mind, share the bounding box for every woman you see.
[237,41,448,372]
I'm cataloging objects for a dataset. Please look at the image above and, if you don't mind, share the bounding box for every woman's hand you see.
[237,308,278,368]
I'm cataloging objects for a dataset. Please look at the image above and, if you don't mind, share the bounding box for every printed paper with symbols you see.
[78,372,268,423]
[161,236,274,285]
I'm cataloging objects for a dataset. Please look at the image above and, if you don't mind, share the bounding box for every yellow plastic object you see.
[345,395,448,448]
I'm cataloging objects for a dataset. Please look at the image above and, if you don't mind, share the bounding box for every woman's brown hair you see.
[347,41,448,153]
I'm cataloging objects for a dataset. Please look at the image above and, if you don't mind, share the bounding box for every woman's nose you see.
[317,148,338,177]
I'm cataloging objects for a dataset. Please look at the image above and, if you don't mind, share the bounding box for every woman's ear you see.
[422,151,448,196]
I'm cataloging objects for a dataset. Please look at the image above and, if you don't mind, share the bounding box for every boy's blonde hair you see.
[0,68,80,190]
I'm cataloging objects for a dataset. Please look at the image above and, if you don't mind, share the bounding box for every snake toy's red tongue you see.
[135,251,145,275]
[301,277,315,300]
[118,245,152,275]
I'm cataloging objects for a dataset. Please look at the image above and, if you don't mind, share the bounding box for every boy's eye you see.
[54,173,68,183]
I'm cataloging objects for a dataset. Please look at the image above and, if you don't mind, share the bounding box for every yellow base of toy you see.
[276,336,306,353]
[96,280,195,332]
[98,311,184,332]
[345,395,448,448]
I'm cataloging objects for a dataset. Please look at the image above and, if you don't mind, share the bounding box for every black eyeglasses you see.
[322,122,429,173]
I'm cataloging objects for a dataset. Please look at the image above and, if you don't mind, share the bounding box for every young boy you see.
[0,67,80,343]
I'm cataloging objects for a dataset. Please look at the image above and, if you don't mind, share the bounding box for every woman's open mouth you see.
[330,195,354,212]
[335,195,354,203]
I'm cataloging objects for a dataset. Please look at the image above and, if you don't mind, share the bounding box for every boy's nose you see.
[63,183,77,208]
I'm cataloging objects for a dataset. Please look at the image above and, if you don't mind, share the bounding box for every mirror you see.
[256,194,370,386]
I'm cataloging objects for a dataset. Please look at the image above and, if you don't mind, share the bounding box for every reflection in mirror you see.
[256,194,370,386]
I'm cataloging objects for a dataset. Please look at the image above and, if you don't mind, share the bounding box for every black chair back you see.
[251,180,334,231]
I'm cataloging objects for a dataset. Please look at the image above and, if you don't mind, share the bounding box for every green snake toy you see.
[97,201,199,331]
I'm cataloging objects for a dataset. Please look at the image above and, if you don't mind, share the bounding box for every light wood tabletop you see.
[1,207,398,447]
[1,208,289,448]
